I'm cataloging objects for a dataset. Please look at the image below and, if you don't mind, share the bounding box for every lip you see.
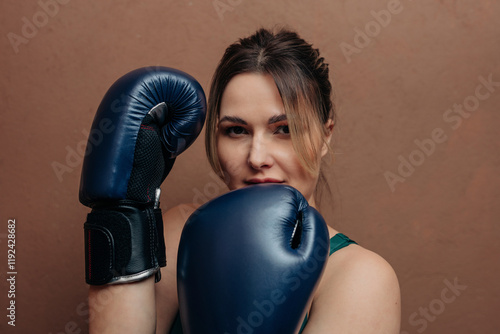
[245,178,285,184]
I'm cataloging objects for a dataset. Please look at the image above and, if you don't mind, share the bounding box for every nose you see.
[247,135,273,170]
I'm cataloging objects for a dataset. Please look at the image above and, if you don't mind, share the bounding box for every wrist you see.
[84,203,166,285]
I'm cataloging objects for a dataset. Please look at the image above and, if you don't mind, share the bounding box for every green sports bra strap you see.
[329,233,357,255]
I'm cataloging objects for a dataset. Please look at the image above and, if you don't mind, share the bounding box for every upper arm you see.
[302,246,401,334]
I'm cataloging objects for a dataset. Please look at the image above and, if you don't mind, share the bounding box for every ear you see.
[321,119,335,158]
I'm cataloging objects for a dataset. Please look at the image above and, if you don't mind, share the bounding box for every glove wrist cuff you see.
[84,204,166,285]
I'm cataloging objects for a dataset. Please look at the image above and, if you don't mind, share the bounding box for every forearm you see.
[89,276,156,334]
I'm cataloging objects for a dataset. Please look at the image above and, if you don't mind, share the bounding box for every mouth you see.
[245,178,285,185]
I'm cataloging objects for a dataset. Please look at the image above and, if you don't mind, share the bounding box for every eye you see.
[275,125,290,135]
[225,126,248,137]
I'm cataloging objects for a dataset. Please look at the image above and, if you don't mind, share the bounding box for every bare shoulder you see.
[155,203,200,333]
[304,239,401,334]
[163,203,200,223]
[163,203,199,233]
[324,242,400,291]
[162,203,201,257]
[160,203,200,279]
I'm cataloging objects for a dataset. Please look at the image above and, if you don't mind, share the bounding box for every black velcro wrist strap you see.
[84,205,163,285]
[154,208,166,268]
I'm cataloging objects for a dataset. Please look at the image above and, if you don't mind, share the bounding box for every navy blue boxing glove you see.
[177,184,330,334]
[80,66,206,285]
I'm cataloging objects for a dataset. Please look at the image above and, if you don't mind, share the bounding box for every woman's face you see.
[216,72,326,207]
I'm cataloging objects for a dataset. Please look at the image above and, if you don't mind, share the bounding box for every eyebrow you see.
[268,114,287,124]
[218,116,247,125]
[218,114,287,125]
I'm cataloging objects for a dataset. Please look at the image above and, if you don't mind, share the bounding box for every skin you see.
[215,72,329,207]
[89,73,401,334]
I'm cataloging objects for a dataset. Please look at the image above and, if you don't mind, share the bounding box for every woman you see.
[89,27,401,333]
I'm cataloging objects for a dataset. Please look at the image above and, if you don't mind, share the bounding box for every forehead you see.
[219,72,285,118]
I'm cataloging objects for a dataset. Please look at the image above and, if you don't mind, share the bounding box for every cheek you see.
[216,137,246,184]
[275,145,307,176]
[276,145,319,198]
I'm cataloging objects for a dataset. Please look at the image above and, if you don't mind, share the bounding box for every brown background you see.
[1,0,499,333]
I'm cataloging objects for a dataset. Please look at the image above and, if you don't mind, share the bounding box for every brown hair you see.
[205,27,335,198]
